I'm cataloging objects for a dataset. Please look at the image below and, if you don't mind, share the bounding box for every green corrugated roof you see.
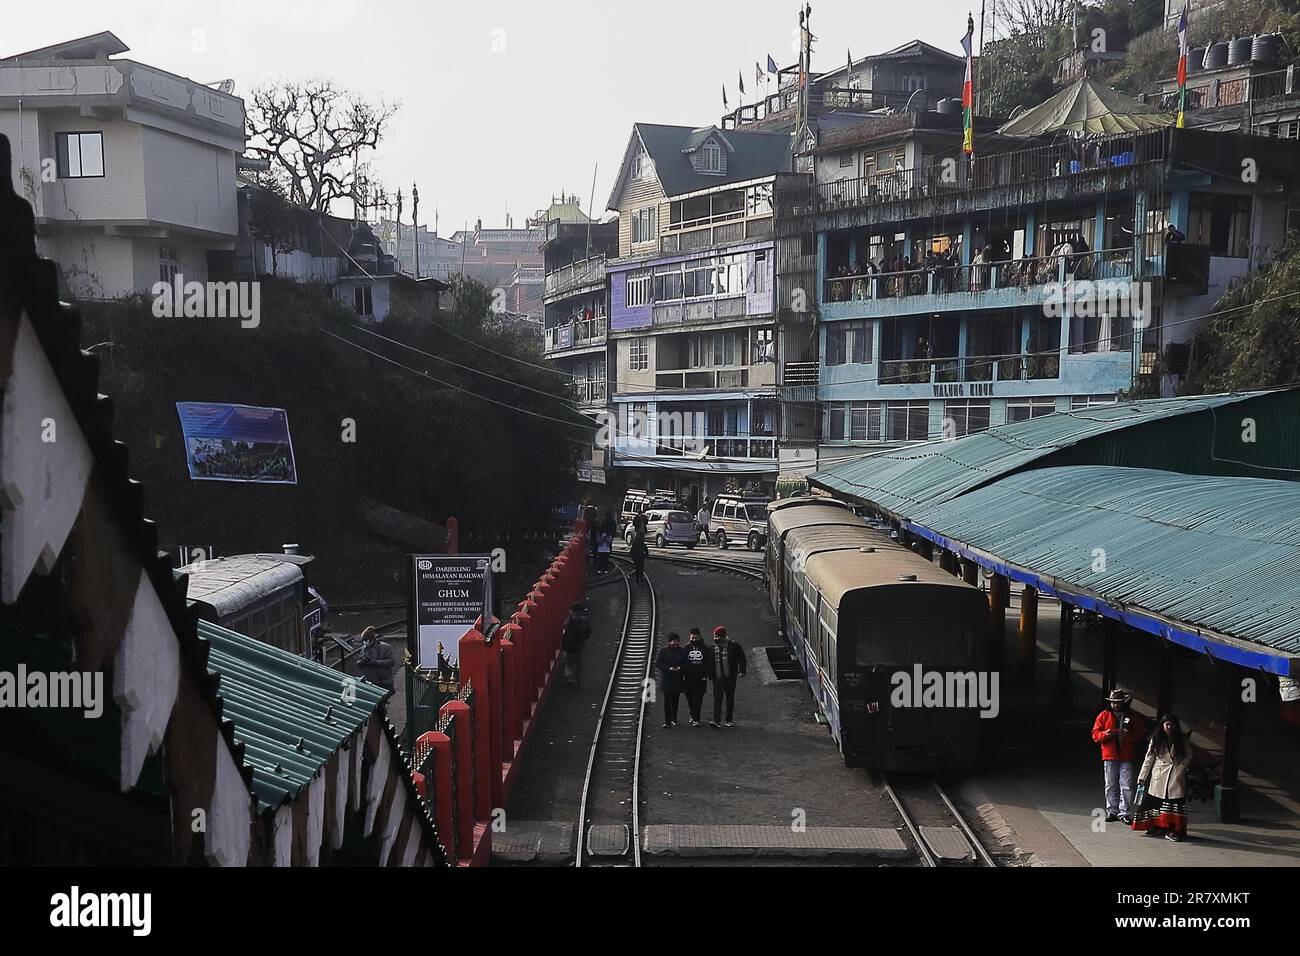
[906,466,1300,657]
[199,621,388,812]
[811,391,1286,515]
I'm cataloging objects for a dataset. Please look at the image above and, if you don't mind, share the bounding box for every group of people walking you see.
[1093,688,1193,841]
[653,627,747,729]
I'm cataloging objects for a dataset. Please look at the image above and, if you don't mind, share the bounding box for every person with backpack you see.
[655,632,687,728]
[561,602,592,687]
[706,626,747,727]
[682,628,709,727]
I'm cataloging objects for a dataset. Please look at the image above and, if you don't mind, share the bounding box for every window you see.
[826,321,871,366]
[703,141,722,173]
[159,245,180,284]
[688,331,742,368]
[901,70,925,92]
[838,151,855,167]
[826,403,847,441]
[849,402,883,441]
[1070,394,1118,410]
[626,271,652,307]
[944,400,991,438]
[746,184,773,217]
[752,328,775,364]
[55,131,104,179]
[1187,193,1252,258]
[629,337,649,372]
[1006,397,1057,423]
[625,402,650,438]
[632,147,652,181]
[885,401,930,442]
[753,251,767,293]
[631,206,658,244]
[353,285,374,317]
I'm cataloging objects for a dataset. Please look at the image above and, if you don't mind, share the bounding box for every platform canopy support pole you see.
[1018,585,1038,684]
[1216,666,1244,823]
[1054,602,1073,710]
[1156,638,1175,718]
[1101,620,1119,697]
[988,572,1008,671]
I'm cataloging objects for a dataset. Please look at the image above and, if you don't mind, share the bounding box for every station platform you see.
[967,596,1300,867]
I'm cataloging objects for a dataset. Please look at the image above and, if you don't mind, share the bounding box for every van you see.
[708,495,770,551]
[619,489,678,536]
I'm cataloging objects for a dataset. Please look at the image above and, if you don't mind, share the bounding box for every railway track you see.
[883,776,997,867]
[643,549,767,581]
[575,558,657,867]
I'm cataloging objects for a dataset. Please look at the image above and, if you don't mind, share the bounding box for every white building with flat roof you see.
[0,32,245,299]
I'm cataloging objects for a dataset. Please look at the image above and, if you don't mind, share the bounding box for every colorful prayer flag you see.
[1176,5,1189,129]
[961,16,975,155]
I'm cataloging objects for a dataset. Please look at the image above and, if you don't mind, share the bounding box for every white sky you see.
[8,0,984,231]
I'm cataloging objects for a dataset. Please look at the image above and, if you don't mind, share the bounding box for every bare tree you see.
[245,80,399,214]
[993,0,1076,46]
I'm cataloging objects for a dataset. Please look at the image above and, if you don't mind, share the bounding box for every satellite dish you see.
[218,79,236,95]
[904,89,929,112]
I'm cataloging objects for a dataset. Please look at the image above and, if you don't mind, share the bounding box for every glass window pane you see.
[80,133,104,176]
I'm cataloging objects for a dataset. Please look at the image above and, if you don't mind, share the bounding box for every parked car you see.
[635,508,698,548]
[619,489,678,537]
[709,495,770,551]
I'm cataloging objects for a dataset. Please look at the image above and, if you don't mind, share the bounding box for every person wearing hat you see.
[654,632,687,728]
[1091,688,1148,824]
[357,626,395,692]
[706,626,747,728]
[1133,713,1193,841]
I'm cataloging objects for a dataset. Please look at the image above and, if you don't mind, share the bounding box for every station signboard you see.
[408,554,493,667]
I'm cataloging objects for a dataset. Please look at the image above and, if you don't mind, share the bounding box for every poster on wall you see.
[409,554,492,667]
[176,402,298,484]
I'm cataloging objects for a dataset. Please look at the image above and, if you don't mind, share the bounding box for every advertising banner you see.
[176,402,298,484]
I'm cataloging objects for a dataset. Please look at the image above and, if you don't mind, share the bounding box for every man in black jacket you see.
[682,628,709,726]
[707,626,747,728]
[655,632,687,728]
[562,602,592,687]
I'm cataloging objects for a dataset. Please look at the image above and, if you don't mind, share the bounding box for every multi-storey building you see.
[779,97,1300,473]
[604,123,794,509]
[0,32,245,298]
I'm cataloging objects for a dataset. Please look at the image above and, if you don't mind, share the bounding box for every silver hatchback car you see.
[643,509,698,549]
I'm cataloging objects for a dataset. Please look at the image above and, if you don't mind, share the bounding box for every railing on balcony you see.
[656,434,777,459]
[805,130,1169,214]
[544,315,608,353]
[544,255,607,300]
[782,361,820,387]
[573,379,607,404]
[879,352,1062,385]
[652,295,747,326]
[1139,66,1294,112]
[823,249,1136,305]
[654,367,750,390]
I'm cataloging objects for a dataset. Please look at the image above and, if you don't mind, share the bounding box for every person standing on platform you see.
[682,628,709,726]
[1091,688,1147,824]
[629,528,649,586]
[561,602,592,687]
[1133,714,1193,841]
[697,500,711,546]
[706,625,746,728]
[357,626,395,692]
[655,632,687,728]
[584,502,599,564]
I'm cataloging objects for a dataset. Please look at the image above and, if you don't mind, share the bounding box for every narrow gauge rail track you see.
[883,777,997,867]
[644,550,766,582]
[575,557,657,867]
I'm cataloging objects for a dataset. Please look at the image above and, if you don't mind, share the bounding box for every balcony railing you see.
[544,255,607,300]
[652,294,747,327]
[823,249,1136,305]
[1139,66,1293,112]
[654,367,750,390]
[800,130,1168,216]
[656,435,777,459]
[544,315,607,353]
[659,216,774,254]
[879,352,1062,385]
[573,379,607,404]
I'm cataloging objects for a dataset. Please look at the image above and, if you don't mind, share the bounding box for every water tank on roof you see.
[1252,33,1281,65]
[1187,45,1205,73]
[1227,36,1253,66]
[937,97,962,116]
[1204,41,1229,70]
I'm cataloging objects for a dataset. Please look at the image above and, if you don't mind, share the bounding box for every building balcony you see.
[658,216,774,254]
[655,435,777,460]
[778,361,820,403]
[651,294,751,328]
[821,249,1138,320]
[880,353,1061,387]
[543,255,607,303]
[573,379,607,406]
[653,366,754,391]
[545,316,607,354]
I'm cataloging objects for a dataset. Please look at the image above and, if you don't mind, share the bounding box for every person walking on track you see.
[629,528,649,586]
[682,628,709,726]
[561,602,592,687]
[1133,713,1193,841]
[655,632,687,728]
[706,625,746,728]
[1091,688,1147,824]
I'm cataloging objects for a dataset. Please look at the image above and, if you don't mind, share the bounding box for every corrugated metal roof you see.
[200,620,388,812]
[905,466,1300,657]
[811,391,1278,515]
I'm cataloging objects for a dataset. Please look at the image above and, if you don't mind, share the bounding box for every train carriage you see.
[766,498,990,770]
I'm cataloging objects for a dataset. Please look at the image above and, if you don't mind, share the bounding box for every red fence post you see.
[439,699,475,859]
[498,626,523,747]
[420,730,455,861]
[513,603,537,708]
[459,628,503,814]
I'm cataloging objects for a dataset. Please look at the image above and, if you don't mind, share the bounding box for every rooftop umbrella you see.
[997,77,1174,137]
